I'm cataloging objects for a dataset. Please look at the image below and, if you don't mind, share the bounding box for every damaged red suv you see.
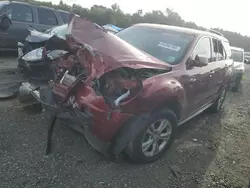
[26,17,233,163]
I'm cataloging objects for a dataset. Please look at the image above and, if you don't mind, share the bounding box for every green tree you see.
[8,0,250,51]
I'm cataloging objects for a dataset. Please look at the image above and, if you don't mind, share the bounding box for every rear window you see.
[231,49,244,62]
[59,11,70,23]
[116,26,194,65]
[37,8,58,25]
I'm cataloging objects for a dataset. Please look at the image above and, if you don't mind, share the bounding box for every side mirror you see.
[195,55,209,66]
[187,55,208,69]
[0,14,11,31]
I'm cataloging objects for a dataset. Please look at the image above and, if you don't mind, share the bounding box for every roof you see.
[134,23,228,41]
[231,46,244,51]
[4,1,70,13]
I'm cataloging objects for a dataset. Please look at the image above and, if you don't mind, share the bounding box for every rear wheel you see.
[209,87,227,113]
[125,108,177,164]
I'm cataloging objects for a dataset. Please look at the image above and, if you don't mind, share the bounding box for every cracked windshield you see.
[0,0,249,187]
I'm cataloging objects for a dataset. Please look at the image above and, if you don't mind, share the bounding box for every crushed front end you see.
[24,16,172,158]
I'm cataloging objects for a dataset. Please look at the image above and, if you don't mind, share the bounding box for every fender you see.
[120,74,186,116]
[108,75,185,155]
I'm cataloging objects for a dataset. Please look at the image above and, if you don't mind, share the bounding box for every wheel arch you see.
[150,96,182,121]
[107,97,181,156]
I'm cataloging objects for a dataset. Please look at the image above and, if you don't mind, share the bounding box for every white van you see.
[230,46,245,91]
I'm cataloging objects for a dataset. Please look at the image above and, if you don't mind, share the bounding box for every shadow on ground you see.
[0,104,223,188]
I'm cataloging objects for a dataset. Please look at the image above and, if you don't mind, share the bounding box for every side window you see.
[212,38,226,61]
[37,8,58,25]
[192,37,211,61]
[59,12,70,23]
[222,41,232,59]
[3,4,33,22]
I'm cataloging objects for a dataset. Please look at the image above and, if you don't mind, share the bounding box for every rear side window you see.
[222,41,232,58]
[59,11,70,23]
[3,4,33,22]
[37,8,58,25]
[211,38,226,61]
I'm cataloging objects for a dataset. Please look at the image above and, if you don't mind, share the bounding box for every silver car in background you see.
[230,46,245,91]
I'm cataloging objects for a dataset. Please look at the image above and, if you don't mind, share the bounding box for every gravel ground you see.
[0,56,249,188]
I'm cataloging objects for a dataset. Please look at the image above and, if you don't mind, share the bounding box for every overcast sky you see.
[49,0,249,36]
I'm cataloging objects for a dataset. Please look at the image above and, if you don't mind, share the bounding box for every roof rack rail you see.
[206,29,224,36]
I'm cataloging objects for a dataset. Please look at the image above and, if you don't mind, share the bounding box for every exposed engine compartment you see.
[90,67,168,108]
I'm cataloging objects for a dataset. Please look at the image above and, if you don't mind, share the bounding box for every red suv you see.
[28,18,233,163]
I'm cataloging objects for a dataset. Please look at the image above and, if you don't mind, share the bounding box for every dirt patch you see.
[200,70,250,188]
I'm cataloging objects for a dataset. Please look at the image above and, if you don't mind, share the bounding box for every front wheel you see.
[125,108,177,164]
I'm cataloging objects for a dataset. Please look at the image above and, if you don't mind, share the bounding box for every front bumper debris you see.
[24,85,111,156]
[0,68,23,99]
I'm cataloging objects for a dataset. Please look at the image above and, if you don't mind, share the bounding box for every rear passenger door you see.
[33,7,59,32]
[209,38,229,98]
[0,3,34,49]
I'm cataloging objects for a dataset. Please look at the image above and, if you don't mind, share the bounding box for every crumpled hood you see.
[67,17,172,78]
[25,29,52,43]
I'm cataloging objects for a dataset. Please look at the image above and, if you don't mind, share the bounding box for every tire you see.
[125,108,177,164]
[208,87,227,113]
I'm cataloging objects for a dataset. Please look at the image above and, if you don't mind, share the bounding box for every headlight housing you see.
[22,47,44,61]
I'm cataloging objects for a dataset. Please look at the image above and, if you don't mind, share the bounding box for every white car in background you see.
[230,46,245,91]
[244,52,250,64]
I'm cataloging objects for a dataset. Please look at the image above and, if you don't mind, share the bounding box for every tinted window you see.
[116,26,194,65]
[231,49,244,62]
[59,11,70,23]
[4,4,33,22]
[192,37,211,60]
[212,38,226,61]
[37,8,58,25]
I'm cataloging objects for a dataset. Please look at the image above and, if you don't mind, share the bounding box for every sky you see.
[48,0,250,36]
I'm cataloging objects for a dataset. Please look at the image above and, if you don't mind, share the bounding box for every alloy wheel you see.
[141,119,172,157]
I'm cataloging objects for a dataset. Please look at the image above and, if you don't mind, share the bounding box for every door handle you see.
[209,74,213,77]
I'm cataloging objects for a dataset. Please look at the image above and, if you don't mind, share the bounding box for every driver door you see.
[181,37,212,117]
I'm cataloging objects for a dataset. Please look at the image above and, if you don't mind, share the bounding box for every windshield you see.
[45,24,69,39]
[116,25,194,65]
[231,49,244,62]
